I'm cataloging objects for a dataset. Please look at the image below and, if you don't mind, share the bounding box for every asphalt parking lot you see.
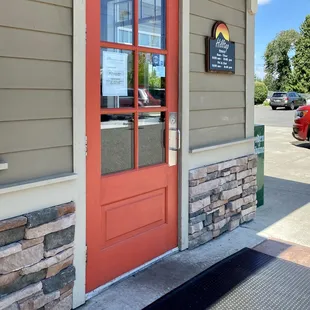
[255,105,295,127]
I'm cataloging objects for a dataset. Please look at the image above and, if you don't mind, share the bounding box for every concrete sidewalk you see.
[243,126,310,247]
[81,127,310,309]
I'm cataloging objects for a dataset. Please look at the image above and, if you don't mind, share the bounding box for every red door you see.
[86,0,179,292]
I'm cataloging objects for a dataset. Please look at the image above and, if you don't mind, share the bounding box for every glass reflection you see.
[101,114,134,175]
[138,53,166,107]
[139,112,166,167]
[101,0,134,44]
[100,49,135,108]
[139,0,166,49]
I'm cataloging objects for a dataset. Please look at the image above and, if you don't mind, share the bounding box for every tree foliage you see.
[128,53,162,88]
[263,73,277,92]
[292,15,310,93]
[264,30,299,91]
[255,82,268,105]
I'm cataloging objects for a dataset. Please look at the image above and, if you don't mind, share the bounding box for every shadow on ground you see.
[291,141,310,150]
[243,176,310,247]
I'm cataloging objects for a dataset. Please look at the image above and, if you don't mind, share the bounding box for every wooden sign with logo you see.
[205,21,236,74]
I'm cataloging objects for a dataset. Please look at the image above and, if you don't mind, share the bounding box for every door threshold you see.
[86,247,179,301]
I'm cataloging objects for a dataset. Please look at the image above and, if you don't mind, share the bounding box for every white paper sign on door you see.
[102,51,128,97]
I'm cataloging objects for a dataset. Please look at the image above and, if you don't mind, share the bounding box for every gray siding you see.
[0,0,73,185]
[189,0,246,149]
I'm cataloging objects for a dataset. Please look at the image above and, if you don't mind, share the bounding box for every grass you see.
[263,101,270,106]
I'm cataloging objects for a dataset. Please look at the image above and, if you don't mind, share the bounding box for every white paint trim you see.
[0,182,77,221]
[86,248,179,301]
[178,0,190,251]
[72,0,87,308]
[245,5,255,138]
[0,174,77,195]
[189,139,254,170]
[247,0,258,15]
[190,138,255,154]
[0,161,8,171]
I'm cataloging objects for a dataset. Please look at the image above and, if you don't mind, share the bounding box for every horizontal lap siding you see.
[0,147,73,186]
[0,0,73,185]
[190,124,245,149]
[209,0,245,12]
[0,90,72,121]
[189,0,246,149]
[190,92,245,110]
[0,119,72,153]
[0,27,72,61]
[190,109,245,130]
[32,0,73,8]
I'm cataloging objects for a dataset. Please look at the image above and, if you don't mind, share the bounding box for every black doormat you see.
[144,248,310,310]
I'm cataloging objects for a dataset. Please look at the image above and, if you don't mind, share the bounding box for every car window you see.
[127,89,134,97]
[273,93,286,97]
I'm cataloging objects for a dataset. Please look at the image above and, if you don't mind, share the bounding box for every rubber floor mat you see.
[144,248,310,310]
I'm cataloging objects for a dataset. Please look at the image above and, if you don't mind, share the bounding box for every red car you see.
[292,105,310,141]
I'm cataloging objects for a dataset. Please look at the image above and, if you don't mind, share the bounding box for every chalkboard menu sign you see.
[205,22,235,74]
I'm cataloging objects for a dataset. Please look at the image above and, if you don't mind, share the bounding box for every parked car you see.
[292,105,310,142]
[270,92,306,110]
[100,88,148,109]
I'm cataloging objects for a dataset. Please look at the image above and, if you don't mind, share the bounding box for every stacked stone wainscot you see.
[188,155,258,249]
[0,202,76,310]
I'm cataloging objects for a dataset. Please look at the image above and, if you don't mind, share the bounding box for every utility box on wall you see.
[254,124,265,207]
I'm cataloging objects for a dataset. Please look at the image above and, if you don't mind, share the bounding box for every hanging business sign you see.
[205,21,235,74]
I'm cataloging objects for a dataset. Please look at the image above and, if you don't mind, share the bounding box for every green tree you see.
[149,69,161,88]
[264,30,299,91]
[255,81,268,105]
[263,73,278,92]
[292,15,310,93]
[128,54,161,88]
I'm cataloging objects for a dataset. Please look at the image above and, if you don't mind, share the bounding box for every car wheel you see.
[272,106,276,110]
[290,103,295,110]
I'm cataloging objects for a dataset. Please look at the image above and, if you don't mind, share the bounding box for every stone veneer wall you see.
[189,155,258,249]
[0,202,76,310]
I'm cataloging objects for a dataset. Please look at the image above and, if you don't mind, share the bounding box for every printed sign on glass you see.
[205,22,235,74]
[102,51,128,96]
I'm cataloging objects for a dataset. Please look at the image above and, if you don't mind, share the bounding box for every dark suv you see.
[270,92,306,110]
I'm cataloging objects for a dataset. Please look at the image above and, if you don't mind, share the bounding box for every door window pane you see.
[100,49,134,108]
[139,0,166,49]
[101,114,134,175]
[139,112,166,167]
[101,0,133,44]
[138,53,166,107]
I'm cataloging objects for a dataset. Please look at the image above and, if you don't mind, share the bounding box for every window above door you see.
[100,0,166,49]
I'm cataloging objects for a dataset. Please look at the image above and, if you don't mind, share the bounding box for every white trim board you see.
[245,3,256,138]
[0,174,77,195]
[178,0,190,251]
[190,138,255,154]
[189,138,254,170]
[72,0,87,308]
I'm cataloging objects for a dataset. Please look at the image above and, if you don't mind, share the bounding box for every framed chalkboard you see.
[205,21,236,74]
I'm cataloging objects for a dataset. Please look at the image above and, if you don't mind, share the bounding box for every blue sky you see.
[255,0,310,79]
